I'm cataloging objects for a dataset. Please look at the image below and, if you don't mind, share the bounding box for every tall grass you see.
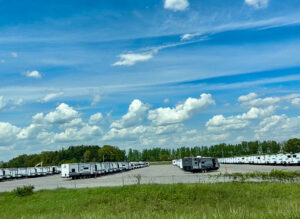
[0,183,300,218]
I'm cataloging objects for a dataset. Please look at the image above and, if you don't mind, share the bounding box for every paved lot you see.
[0,164,299,192]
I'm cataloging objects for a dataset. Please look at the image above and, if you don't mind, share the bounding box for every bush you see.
[13,185,34,197]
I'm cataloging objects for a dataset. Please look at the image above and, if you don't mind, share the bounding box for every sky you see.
[1,0,300,161]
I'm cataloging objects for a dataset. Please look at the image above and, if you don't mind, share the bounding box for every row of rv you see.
[61,162,149,179]
[0,166,61,181]
[218,153,300,165]
[172,157,220,173]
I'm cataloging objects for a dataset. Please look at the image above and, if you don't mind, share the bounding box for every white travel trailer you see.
[17,168,28,177]
[111,162,119,172]
[275,154,285,165]
[2,169,12,179]
[291,153,300,165]
[61,163,92,178]
[26,167,37,177]
[119,162,130,171]
[102,162,111,173]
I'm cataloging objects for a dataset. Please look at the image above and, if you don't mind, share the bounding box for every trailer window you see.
[84,167,89,170]
[72,169,75,172]
[293,155,296,158]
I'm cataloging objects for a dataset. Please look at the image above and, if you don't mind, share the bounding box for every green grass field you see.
[1,183,300,219]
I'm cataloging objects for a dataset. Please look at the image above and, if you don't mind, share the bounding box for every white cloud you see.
[255,115,300,140]
[103,124,182,141]
[245,0,269,9]
[206,115,249,132]
[291,97,300,107]
[163,98,169,104]
[54,125,102,142]
[164,0,189,11]
[206,106,274,132]
[148,93,215,126]
[17,124,41,140]
[41,92,63,103]
[111,99,149,129]
[112,52,153,66]
[181,34,192,40]
[0,60,5,63]
[25,70,41,79]
[59,118,84,129]
[238,93,280,108]
[44,103,79,124]
[91,94,101,106]
[240,106,275,120]
[11,52,18,58]
[238,92,258,102]
[89,113,103,124]
[0,96,6,111]
[0,122,20,144]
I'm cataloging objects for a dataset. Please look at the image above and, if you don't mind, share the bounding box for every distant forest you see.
[1,138,300,168]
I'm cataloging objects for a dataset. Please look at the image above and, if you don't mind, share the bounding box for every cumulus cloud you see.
[206,106,274,132]
[290,97,300,107]
[43,103,80,124]
[238,93,280,108]
[0,96,6,111]
[0,122,20,145]
[112,52,153,66]
[54,125,102,142]
[40,92,63,103]
[255,115,300,140]
[103,124,182,141]
[245,0,269,9]
[238,92,258,102]
[25,70,41,79]
[164,0,189,11]
[17,103,103,144]
[17,124,41,140]
[111,99,149,129]
[148,94,215,126]
[89,113,103,124]
[206,115,249,132]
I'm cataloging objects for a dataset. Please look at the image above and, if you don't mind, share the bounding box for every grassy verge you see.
[1,183,300,219]
[150,161,172,165]
[217,170,300,182]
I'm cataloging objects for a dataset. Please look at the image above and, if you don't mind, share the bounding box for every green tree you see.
[283,138,300,153]
[83,150,91,162]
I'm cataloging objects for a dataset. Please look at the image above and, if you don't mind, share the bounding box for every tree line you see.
[1,138,300,168]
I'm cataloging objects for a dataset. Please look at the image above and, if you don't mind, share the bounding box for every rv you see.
[182,157,220,173]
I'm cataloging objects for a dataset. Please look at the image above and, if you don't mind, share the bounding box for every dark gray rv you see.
[182,157,220,172]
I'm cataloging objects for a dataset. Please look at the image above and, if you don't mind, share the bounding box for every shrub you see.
[13,185,34,197]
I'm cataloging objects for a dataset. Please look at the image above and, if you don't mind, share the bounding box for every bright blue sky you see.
[1,0,300,161]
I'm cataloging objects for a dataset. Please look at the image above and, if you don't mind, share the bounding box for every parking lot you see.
[0,164,299,192]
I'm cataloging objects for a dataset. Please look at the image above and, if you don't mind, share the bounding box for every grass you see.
[150,161,172,165]
[1,183,300,219]
[217,170,300,182]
